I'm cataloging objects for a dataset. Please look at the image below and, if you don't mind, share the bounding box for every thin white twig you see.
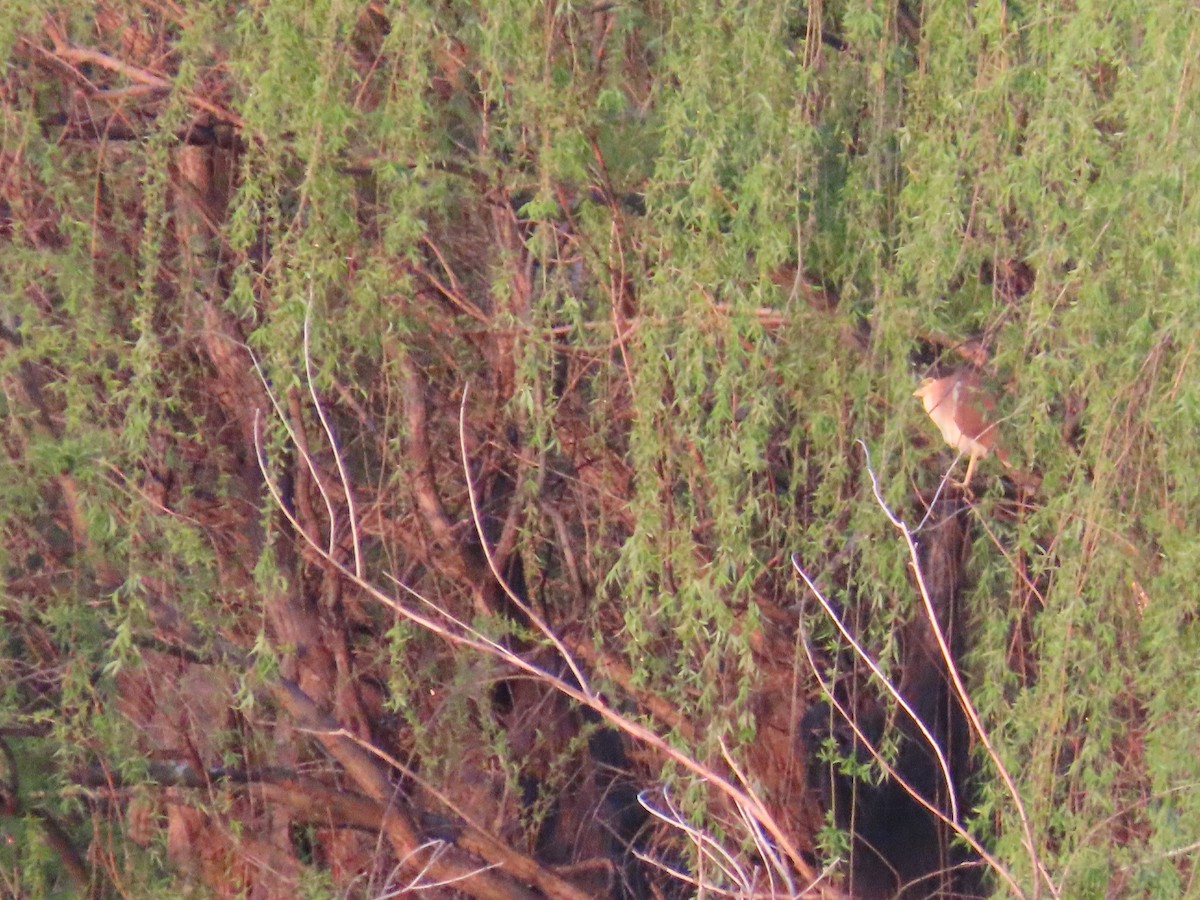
[394,839,449,893]
[914,448,962,532]
[248,346,339,559]
[857,439,1054,899]
[718,738,795,896]
[458,383,593,697]
[304,297,363,578]
[638,788,753,895]
[385,840,501,894]
[791,555,959,823]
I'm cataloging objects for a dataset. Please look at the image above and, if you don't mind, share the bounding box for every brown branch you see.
[79,758,601,900]
[562,636,695,743]
[24,33,245,128]
[396,353,458,550]
[0,739,107,898]
[31,808,99,896]
[272,678,550,900]
[139,597,582,896]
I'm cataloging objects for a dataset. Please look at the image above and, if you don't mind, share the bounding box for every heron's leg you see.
[961,452,979,487]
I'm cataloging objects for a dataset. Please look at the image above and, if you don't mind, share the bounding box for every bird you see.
[913,370,1010,486]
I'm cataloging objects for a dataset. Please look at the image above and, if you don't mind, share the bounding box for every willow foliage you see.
[0,1,1198,897]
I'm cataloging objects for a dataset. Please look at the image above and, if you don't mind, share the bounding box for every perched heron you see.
[913,371,1009,486]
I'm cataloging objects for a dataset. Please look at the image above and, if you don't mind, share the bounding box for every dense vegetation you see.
[2,1,1199,897]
